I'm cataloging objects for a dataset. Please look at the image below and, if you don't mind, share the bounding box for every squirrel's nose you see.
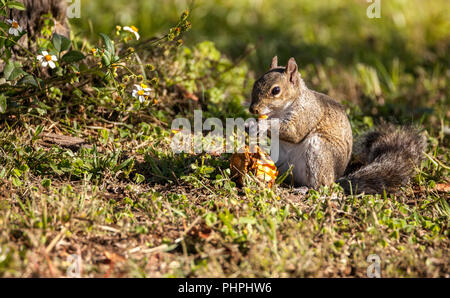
[249,104,258,115]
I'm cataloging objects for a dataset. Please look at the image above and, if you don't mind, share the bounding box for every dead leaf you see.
[434,183,450,193]
[104,251,126,263]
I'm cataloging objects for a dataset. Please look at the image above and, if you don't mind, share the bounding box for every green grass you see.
[0,0,449,277]
[0,123,448,277]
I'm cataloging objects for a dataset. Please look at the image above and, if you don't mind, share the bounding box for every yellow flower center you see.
[140,83,148,89]
[12,21,19,29]
[138,90,145,96]
[45,55,52,62]
[130,25,139,32]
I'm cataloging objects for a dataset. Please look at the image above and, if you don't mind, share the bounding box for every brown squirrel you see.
[250,56,426,194]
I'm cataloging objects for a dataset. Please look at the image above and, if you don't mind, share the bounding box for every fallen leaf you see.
[434,183,450,193]
[104,251,126,263]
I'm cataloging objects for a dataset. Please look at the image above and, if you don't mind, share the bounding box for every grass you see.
[0,123,448,277]
[0,0,449,277]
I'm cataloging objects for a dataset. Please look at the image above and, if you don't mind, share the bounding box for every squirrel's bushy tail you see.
[337,123,427,194]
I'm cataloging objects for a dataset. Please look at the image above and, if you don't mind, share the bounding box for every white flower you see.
[123,25,140,40]
[6,19,23,36]
[132,83,152,103]
[37,51,58,69]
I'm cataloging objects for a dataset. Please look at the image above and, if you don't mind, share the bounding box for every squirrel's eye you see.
[271,86,281,96]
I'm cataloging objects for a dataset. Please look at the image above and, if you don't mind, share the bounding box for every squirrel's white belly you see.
[275,134,322,186]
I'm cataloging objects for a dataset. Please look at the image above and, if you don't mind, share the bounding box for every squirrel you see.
[249,56,427,194]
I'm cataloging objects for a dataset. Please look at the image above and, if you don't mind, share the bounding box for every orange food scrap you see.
[230,145,278,187]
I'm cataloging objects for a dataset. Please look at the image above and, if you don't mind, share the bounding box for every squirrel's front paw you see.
[244,119,270,136]
[258,119,271,134]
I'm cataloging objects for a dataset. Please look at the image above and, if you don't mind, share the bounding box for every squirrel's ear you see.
[286,57,299,84]
[270,56,278,69]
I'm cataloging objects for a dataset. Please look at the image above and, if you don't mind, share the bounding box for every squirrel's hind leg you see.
[302,149,337,189]
[283,134,340,189]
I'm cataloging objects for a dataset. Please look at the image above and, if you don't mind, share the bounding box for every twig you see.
[98,225,121,234]
[45,227,67,254]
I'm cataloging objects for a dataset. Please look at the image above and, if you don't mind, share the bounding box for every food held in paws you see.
[230,145,278,187]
